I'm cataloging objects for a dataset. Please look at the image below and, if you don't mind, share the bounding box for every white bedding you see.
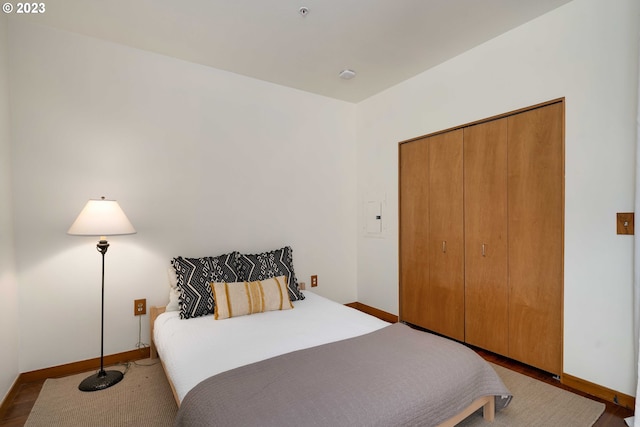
[154,290,390,403]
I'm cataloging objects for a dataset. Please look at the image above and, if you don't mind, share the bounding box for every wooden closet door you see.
[464,119,509,355]
[399,139,430,327]
[428,130,464,341]
[508,103,564,375]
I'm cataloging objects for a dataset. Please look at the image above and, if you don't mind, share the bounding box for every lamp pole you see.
[78,238,124,391]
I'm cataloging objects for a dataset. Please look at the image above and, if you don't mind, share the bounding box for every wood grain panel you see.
[427,129,464,340]
[464,119,509,355]
[399,139,430,327]
[507,102,564,375]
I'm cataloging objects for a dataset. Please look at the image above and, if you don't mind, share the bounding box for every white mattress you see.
[154,290,390,403]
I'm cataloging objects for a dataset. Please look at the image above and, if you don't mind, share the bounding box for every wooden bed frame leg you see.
[437,396,495,426]
[482,396,496,422]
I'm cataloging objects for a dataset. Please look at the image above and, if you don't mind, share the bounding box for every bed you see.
[151,249,511,426]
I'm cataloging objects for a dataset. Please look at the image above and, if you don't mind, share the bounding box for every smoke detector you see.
[339,69,357,80]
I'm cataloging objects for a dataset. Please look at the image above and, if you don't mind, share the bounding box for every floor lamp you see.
[68,196,136,391]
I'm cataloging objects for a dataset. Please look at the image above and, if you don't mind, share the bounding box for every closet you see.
[399,100,564,375]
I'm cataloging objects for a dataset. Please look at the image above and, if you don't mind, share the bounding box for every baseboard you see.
[345,301,398,324]
[0,347,150,417]
[562,372,636,410]
[19,347,151,383]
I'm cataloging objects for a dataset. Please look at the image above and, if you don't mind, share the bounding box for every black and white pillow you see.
[172,252,240,319]
[236,246,304,301]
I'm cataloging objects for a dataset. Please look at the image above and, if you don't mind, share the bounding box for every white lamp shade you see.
[68,198,136,236]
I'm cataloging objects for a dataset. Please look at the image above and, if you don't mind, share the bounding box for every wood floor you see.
[0,350,633,426]
[0,380,43,427]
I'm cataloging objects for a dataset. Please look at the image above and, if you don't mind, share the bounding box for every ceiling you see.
[16,0,573,102]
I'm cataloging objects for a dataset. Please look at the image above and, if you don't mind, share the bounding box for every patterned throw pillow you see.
[211,275,294,320]
[172,252,240,319]
[236,246,304,301]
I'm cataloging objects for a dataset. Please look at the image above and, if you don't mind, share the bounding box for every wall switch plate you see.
[134,299,147,316]
[617,212,634,235]
[311,275,318,287]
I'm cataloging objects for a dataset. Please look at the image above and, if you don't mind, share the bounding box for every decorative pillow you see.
[172,252,240,319]
[167,287,180,312]
[211,275,293,320]
[236,246,304,301]
[166,267,179,312]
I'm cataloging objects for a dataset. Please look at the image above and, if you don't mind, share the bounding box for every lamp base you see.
[78,369,123,392]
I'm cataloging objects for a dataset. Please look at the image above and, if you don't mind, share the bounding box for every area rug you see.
[460,364,606,427]
[25,360,605,426]
[25,360,177,427]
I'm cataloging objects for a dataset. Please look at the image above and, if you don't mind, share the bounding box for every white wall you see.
[8,20,357,372]
[6,0,639,401]
[0,14,20,402]
[356,0,639,396]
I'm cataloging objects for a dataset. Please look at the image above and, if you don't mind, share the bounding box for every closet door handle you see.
[482,243,486,257]
[442,241,447,253]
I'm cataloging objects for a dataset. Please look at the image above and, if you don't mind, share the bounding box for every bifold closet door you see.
[427,130,464,341]
[399,130,464,340]
[508,103,564,375]
[464,119,509,355]
[399,138,430,328]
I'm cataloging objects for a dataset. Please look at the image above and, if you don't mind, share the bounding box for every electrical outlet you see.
[299,282,306,290]
[134,299,146,316]
[311,275,318,287]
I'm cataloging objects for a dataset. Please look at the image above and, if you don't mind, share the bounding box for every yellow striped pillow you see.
[210,275,294,320]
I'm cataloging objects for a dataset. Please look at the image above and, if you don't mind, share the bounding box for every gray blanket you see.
[175,323,511,427]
